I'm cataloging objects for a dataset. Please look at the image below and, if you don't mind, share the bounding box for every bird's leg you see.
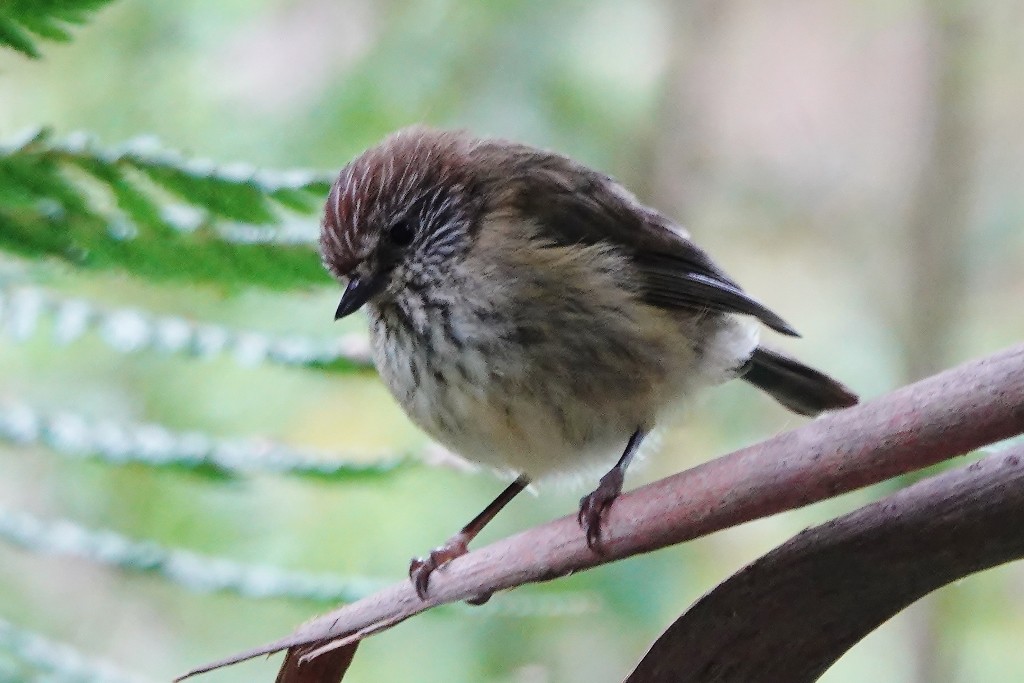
[410,474,530,602]
[578,428,647,550]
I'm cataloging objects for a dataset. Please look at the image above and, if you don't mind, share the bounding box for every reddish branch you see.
[179,343,1024,681]
[626,442,1024,682]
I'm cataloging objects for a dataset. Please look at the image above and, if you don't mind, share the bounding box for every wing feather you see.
[474,143,799,336]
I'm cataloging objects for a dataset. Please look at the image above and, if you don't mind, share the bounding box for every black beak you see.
[335,273,387,320]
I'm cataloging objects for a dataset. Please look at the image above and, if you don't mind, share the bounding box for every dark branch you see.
[178,343,1024,681]
[626,443,1024,682]
[275,642,359,683]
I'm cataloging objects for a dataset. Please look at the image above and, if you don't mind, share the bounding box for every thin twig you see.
[178,343,1024,681]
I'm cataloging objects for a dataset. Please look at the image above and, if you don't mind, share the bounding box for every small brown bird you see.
[320,127,857,599]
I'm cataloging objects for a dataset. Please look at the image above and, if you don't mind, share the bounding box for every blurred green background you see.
[1,0,1022,681]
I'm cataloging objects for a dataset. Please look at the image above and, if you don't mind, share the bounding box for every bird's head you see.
[320,127,483,320]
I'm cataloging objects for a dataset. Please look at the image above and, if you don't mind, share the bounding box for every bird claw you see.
[408,535,470,600]
[578,468,625,551]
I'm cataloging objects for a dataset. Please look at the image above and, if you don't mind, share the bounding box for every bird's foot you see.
[409,476,530,604]
[577,467,625,551]
[409,533,473,600]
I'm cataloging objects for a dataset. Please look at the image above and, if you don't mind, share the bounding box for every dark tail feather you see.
[741,347,858,417]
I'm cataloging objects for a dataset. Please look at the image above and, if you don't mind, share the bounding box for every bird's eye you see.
[388,218,415,247]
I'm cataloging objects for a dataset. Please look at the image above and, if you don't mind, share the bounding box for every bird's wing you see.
[485,147,799,336]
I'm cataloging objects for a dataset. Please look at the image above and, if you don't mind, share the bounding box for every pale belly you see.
[368,295,758,480]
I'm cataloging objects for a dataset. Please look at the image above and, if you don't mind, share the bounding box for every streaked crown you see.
[319,127,481,280]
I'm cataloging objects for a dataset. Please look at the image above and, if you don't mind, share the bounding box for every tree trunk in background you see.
[642,0,730,222]
[900,1,980,682]
[901,0,979,382]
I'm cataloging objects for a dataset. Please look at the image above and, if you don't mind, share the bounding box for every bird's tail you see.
[741,347,858,417]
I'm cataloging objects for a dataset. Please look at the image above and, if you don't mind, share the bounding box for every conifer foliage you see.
[0,0,119,58]
[0,4,415,681]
